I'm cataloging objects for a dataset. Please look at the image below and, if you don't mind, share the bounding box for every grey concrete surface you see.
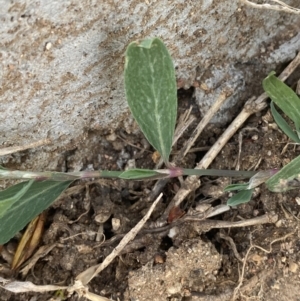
[0,0,299,170]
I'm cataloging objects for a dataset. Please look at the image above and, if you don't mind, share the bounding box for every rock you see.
[1,1,300,170]
[289,261,298,273]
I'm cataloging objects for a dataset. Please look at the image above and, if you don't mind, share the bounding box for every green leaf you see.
[270,101,300,143]
[224,183,249,192]
[263,73,300,127]
[0,180,34,217]
[227,189,254,206]
[124,38,177,164]
[0,180,72,244]
[266,155,300,192]
[119,169,161,180]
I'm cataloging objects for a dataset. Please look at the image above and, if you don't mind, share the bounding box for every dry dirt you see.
[1,77,300,301]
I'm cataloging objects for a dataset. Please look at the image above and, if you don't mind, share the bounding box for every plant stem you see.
[69,170,123,178]
[181,169,257,178]
[0,170,123,181]
[0,168,260,181]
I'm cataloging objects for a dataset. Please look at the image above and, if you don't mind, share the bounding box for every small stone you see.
[275,219,282,227]
[167,283,182,294]
[106,132,117,141]
[112,218,121,231]
[272,283,280,290]
[45,42,52,50]
[151,151,161,163]
[124,159,136,170]
[195,204,211,213]
[217,36,228,45]
[200,82,209,91]
[251,253,263,264]
[289,261,298,273]
[154,254,165,264]
[269,123,278,130]
[168,226,179,239]
[253,209,259,216]
[75,244,93,254]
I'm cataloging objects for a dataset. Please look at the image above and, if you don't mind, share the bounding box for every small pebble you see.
[125,159,136,170]
[168,226,179,239]
[253,209,259,216]
[200,82,209,91]
[251,253,263,264]
[269,123,278,130]
[272,283,280,290]
[154,254,165,264]
[45,42,52,50]
[289,261,298,273]
[217,36,228,45]
[106,132,117,141]
[112,218,121,231]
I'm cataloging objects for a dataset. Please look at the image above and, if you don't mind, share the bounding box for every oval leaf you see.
[270,101,300,143]
[263,73,300,129]
[227,189,254,206]
[224,183,249,192]
[119,169,161,180]
[0,180,72,244]
[124,38,177,164]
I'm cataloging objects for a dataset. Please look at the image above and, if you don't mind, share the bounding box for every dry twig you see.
[218,232,244,262]
[74,193,163,284]
[241,0,300,14]
[191,212,278,233]
[177,88,233,159]
[0,139,51,156]
[20,243,57,276]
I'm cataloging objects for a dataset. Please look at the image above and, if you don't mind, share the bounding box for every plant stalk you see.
[181,169,258,178]
[0,168,269,181]
[0,170,123,181]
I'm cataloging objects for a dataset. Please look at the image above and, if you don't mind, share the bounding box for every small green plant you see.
[226,72,300,205]
[263,73,300,192]
[0,38,297,244]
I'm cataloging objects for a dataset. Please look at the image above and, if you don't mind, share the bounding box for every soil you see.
[2,81,300,301]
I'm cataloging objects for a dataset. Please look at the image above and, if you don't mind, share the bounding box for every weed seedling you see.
[0,38,298,244]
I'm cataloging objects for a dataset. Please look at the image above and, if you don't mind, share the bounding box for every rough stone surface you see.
[0,0,300,169]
